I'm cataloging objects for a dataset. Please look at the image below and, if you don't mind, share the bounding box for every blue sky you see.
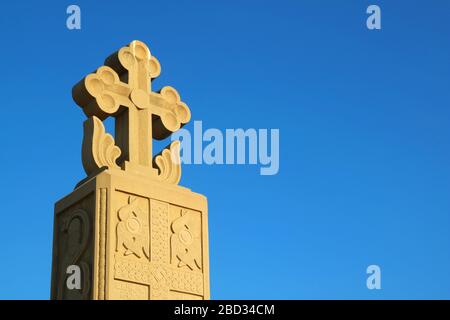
[0,0,450,299]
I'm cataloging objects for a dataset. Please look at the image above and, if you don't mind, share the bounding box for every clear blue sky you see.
[0,0,449,299]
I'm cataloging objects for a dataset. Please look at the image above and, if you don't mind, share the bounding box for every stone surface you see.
[50,40,209,300]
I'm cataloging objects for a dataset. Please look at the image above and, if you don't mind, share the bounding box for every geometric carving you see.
[110,199,205,300]
[113,281,148,300]
[150,199,169,264]
[114,256,204,297]
[116,196,149,259]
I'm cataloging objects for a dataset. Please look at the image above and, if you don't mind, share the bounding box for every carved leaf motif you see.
[82,116,121,175]
[153,141,181,185]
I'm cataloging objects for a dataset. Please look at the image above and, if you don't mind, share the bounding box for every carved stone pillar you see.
[51,40,209,300]
[51,170,209,300]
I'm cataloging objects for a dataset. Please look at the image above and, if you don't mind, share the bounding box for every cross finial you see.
[72,40,189,184]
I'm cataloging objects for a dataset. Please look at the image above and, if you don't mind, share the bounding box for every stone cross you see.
[51,40,209,300]
[73,40,190,180]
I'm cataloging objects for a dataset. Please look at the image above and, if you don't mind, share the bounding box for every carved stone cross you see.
[52,40,209,301]
[73,40,190,182]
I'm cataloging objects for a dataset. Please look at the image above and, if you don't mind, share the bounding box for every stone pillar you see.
[50,40,209,300]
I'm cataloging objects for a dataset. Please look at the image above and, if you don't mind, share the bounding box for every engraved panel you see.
[116,195,149,259]
[106,191,206,300]
[169,205,203,271]
[53,193,94,300]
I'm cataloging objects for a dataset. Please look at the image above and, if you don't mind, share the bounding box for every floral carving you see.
[82,116,121,175]
[170,209,202,271]
[116,196,149,259]
[153,141,181,185]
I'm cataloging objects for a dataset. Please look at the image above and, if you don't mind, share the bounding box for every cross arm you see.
[72,66,133,120]
[131,86,191,140]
